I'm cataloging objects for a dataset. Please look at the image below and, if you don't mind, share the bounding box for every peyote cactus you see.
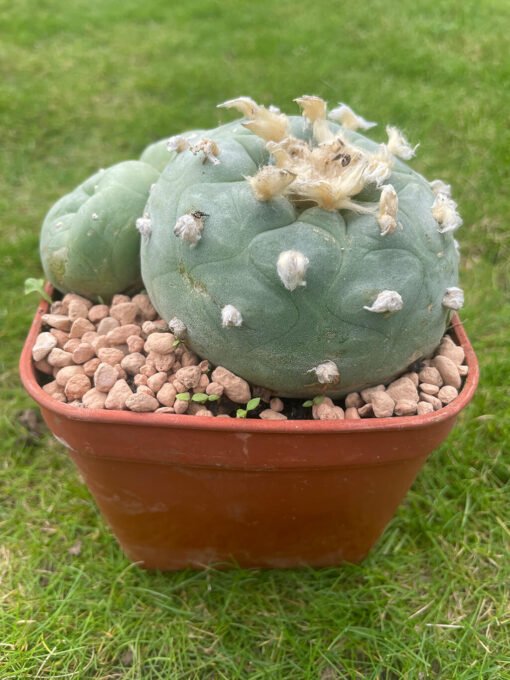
[40,160,159,302]
[140,96,464,397]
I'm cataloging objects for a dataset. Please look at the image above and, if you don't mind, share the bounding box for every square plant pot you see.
[20,293,479,570]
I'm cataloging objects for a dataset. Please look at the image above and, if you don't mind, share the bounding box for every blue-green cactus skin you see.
[141,117,460,397]
[40,160,159,302]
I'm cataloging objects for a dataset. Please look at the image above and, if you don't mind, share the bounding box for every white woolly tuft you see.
[386,126,418,160]
[311,361,340,385]
[432,193,463,233]
[377,184,399,236]
[173,213,204,246]
[442,287,464,310]
[277,250,310,291]
[454,239,461,254]
[136,215,152,239]
[430,179,452,197]
[190,138,221,165]
[364,290,403,313]
[328,103,376,131]
[221,305,243,328]
[166,135,190,153]
[168,317,187,338]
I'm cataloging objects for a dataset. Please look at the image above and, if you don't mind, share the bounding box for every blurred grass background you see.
[1,0,509,677]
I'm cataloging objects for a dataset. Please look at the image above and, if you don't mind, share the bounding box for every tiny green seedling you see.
[302,395,325,408]
[24,278,52,304]
[236,397,261,419]
[172,339,181,348]
[176,391,220,404]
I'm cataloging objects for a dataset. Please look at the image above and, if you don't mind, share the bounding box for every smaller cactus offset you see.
[140,96,464,397]
[40,160,159,302]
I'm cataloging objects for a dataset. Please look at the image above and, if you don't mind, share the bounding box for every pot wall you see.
[20,296,479,569]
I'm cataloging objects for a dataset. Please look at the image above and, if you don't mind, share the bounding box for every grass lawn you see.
[1,0,509,677]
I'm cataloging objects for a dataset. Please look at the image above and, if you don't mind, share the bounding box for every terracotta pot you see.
[20,295,479,570]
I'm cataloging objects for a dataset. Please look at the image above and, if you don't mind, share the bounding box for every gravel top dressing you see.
[33,290,468,421]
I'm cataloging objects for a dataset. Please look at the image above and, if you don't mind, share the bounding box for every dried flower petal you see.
[328,103,376,131]
[247,166,297,200]
[386,126,418,160]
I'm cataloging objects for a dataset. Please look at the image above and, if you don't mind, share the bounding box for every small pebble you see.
[63,293,92,309]
[32,332,57,362]
[55,365,84,387]
[432,356,461,389]
[72,343,96,364]
[211,366,251,403]
[94,363,118,393]
[97,317,119,335]
[63,338,81,353]
[132,293,157,320]
[259,409,288,420]
[418,366,443,387]
[142,320,168,336]
[156,407,175,414]
[358,403,373,418]
[47,348,74,368]
[419,382,439,396]
[147,372,168,393]
[90,335,110,353]
[345,392,363,409]
[360,384,385,403]
[125,392,159,412]
[417,401,434,415]
[70,317,95,339]
[195,409,214,417]
[137,385,155,397]
[42,314,72,331]
[68,300,89,321]
[82,388,107,409]
[206,382,224,397]
[126,335,145,353]
[34,358,53,375]
[270,397,284,412]
[371,391,395,418]
[98,347,125,366]
[109,302,139,326]
[458,365,469,376]
[197,374,210,391]
[83,357,101,377]
[345,407,361,419]
[173,399,189,414]
[438,385,458,404]
[419,392,443,410]
[394,400,418,416]
[111,294,131,306]
[150,352,176,373]
[107,324,141,345]
[120,352,146,375]
[314,404,345,420]
[156,383,177,406]
[64,374,92,400]
[174,366,202,390]
[386,377,418,403]
[49,329,69,348]
[88,304,110,324]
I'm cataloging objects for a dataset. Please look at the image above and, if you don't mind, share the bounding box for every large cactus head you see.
[40,160,159,302]
[140,96,463,397]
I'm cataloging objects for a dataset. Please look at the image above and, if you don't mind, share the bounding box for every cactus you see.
[140,96,463,397]
[40,160,159,302]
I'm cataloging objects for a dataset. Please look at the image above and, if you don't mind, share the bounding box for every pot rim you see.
[20,287,479,434]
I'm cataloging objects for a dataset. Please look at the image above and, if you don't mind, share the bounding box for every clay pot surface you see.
[20,289,479,570]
